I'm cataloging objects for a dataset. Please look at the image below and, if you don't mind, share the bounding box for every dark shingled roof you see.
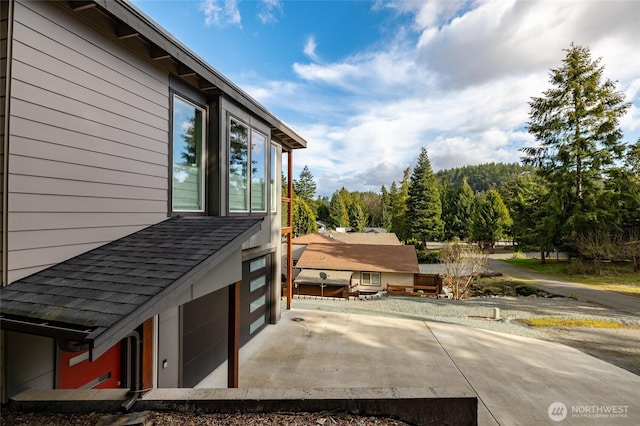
[0,215,261,358]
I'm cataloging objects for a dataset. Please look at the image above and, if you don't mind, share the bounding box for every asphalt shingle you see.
[1,216,261,338]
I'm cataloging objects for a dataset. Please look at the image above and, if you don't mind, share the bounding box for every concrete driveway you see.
[198,308,640,426]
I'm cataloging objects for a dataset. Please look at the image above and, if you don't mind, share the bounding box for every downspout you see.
[1,0,15,406]
[2,0,15,289]
[121,331,141,411]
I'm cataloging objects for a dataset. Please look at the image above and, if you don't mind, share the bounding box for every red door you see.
[58,342,122,389]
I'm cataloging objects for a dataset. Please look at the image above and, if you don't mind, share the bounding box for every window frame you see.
[250,129,268,213]
[171,94,207,213]
[361,272,381,287]
[227,114,271,215]
[228,116,250,213]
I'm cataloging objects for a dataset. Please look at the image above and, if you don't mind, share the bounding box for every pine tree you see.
[380,185,393,232]
[471,189,512,249]
[293,165,317,203]
[328,189,349,229]
[457,178,476,241]
[391,169,411,243]
[521,43,631,254]
[407,148,443,246]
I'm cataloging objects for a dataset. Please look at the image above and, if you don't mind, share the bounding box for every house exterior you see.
[294,243,420,295]
[0,0,305,401]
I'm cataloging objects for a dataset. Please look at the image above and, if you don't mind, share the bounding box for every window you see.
[251,130,267,212]
[228,116,269,213]
[250,256,266,272]
[172,96,205,211]
[270,144,277,212]
[229,118,249,211]
[361,272,381,286]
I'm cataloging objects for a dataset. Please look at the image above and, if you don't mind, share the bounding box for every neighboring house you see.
[294,243,420,295]
[0,0,305,401]
[325,231,401,245]
[285,232,401,285]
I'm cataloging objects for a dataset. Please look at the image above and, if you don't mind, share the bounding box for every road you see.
[488,258,640,316]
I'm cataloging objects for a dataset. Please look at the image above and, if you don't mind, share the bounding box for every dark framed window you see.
[228,116,268,213]
[172,95,205,212]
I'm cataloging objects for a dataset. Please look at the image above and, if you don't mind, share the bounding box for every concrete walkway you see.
[489,259,640,316]
[197,308,640,426]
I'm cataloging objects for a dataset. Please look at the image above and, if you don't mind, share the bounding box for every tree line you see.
[288,44,640,268]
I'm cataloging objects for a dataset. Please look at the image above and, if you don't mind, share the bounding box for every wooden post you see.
[228,281,240,388]
[286,150,294,310]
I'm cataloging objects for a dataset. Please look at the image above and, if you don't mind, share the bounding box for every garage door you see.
[240,255,271,346]
[181,286,228,387]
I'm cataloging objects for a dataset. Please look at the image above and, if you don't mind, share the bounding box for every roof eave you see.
[91,0,306,150]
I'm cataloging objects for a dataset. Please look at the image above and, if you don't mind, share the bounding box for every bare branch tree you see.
[439,240,489,300]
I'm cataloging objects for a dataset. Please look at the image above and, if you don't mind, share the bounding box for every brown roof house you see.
[294,243,420,296]
[0,0,306,401]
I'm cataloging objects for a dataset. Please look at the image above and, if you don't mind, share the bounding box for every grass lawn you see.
[520,317,630,328]
[505,258,640,297]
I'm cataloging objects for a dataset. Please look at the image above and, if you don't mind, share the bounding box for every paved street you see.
[488,259,640,316]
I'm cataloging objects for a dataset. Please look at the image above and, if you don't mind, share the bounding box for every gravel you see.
[0,411,411,426]
[292,294,640,338]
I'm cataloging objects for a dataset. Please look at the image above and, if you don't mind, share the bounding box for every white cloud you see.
[240,0,640,196]
[258,0,283,24]
[200,0,241,28]
[303,35,319,62]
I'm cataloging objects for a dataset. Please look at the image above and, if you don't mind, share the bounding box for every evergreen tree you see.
[471,189,512,249]
[328,189,349,229]
[315,196,330,224]
[293,165,317,203]
[457,178,476,241]
[441,180,459,241]
[380,185,393,232]
[292,195,318,237]
[408,148,443,245]
[391,169,411,243]
[521,43,631,255]
[348,199,367,232]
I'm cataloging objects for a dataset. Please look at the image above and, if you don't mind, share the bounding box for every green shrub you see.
[515,284,537,296]
[511,251,527,260]
[417,249,440,263]
[482,286,502,296]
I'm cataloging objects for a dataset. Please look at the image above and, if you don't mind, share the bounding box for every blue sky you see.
[131,0,640,197]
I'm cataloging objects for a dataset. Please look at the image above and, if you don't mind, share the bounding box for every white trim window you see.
[172,96,205,212]
[361,272,381,286]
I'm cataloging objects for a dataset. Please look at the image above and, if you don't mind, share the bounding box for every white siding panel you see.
[7,1,171,281]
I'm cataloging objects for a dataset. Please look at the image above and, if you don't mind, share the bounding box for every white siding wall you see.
[355,272,414,290]
[7,1,170,282]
